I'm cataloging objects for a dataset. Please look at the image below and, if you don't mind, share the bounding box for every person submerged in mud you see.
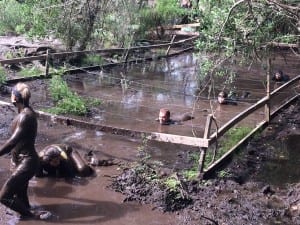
[36,144,94,178]
[217,91,238,105]
[0,83,50,220]
[156,108,194,125]
[218,90,252,105]
[272,70,290,82]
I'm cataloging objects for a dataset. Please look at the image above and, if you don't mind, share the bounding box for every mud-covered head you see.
[42,145,69,167]
[11,82,31,107]
[218,91,228,104]
[159,108,171,125]
[274,70,283,80]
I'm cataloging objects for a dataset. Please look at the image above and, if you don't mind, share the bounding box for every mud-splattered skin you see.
[0,85,39,218]
[7,107,38,164]
[37,144,94,178]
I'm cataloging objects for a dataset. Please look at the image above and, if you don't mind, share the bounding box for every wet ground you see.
[0,105,179,225]
[111,99,300,225]
[0,37,299,224]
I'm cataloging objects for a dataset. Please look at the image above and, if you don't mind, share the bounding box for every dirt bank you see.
[111,99,300,225]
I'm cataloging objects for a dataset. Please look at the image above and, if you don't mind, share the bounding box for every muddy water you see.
[0,51,299,224]
[64,51,298,136]
[256,134,300,187]
[0,106,179,225]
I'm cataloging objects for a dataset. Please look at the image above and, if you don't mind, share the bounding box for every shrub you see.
[48,75,87,115]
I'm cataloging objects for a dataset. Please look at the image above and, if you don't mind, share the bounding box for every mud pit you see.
[0,105,180,225]
[0,47,299,225]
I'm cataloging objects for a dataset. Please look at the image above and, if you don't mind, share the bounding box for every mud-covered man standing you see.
[0,83,49,220]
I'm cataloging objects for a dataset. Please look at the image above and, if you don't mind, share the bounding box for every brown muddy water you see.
[255,134,300,187]
[0,51,299,224]
[0,107,178,225]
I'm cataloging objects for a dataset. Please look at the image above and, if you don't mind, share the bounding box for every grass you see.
[0,66,7,85]
[164,174,180,191]
[81,54,104,66]
[218,126,252,153]
[183,152,199,180]
[48,75,101,116]
[19,66,43,77]
[182,126,252,181]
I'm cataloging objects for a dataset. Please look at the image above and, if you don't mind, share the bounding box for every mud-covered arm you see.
[0,115,26,156]
[35,161,45,177]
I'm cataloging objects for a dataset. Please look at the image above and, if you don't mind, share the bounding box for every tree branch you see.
[217,0,247,43]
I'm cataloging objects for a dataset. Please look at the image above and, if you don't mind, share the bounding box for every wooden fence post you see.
[198,114,213,178]
[45,49,50,77]
[265,57,271,122]
[166,35,176,56]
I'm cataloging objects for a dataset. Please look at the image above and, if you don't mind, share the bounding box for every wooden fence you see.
[0,36,198,67]
[200,74,300,178]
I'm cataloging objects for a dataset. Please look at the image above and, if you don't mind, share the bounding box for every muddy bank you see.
[111,99,300,225]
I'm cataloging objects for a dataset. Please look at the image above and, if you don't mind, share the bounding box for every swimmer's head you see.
[159,108,170,125]
[274,70,283,81]
[217,91,227,104]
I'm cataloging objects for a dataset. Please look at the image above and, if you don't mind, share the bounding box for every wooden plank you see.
[172,23,200,29]
[203,114,213,139]
[0,55,46,65]
[270,75,300,97]
[148,132,208,147]
[163,23,200,30]
[265,57,271,122]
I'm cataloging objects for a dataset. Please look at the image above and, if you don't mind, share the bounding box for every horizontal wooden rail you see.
[4,46,195,84]
[148,132,208,147]
[0,36,198,65]
[270,75,300,97]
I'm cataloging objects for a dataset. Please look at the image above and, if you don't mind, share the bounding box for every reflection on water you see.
[21,51,298,136]
[257,135,300,186]
[64,53,269,136]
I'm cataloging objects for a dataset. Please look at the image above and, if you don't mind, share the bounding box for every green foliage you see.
[0,0,30,35]
[219,126,252,152]
[138,0,189,38]
[19,66,43,77]
[48,75,87,115]
[217,169,232,178]
[81,54,104,66]
[183,169,198,181]
[183,152,199,180]
[0,66,7,85]
[195,0,299,85]
[164,174,180,191]
[203,126,252,169]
